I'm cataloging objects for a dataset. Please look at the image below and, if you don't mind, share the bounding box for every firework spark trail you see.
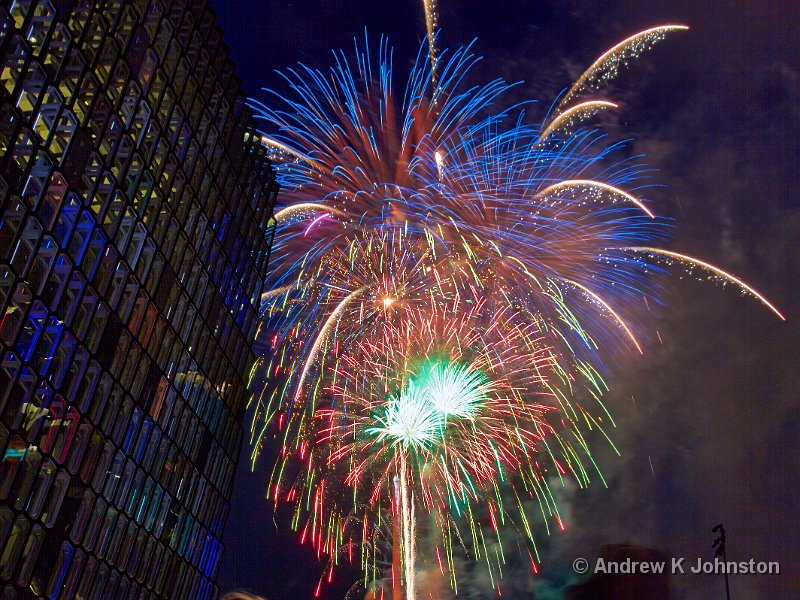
[624,247,787,320]
[539,101,618,141]
[563,279,643,354]
[294,286,367,401]
[258,134,315,163]
[423,0,441,85]
[249,24,783,597]
[273,203,346,222]
[399,457,416,600]
[552,25,690,119]
[537,180,656,218]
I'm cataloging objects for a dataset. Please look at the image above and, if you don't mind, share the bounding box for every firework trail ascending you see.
[248,25,783,598]
[423,0,441,83]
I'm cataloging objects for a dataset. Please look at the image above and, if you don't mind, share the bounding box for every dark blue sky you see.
[207,2,799,599]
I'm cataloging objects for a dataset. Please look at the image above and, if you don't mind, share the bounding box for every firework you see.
[249,24,782,598]
[423,0,441,85]
[551,25,690,116]
[313,293,563,598]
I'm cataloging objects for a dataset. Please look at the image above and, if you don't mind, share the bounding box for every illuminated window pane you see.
[49,110,77,162]
[25,0,55,57]
[1,36,27,97]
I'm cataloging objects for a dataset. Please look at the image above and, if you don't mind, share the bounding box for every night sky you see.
[206,1,799,599]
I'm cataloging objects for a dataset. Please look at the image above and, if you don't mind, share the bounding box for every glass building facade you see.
[0,1,277,598]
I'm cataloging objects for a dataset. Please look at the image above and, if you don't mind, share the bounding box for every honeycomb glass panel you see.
[25,0,55,57]
[32,86,62,144]
[1,36,28,97]
[17,62,46,116]
[49,110,77,162]
[0,515,30,579]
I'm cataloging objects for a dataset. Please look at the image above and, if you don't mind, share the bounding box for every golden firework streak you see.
[564,279,644,354]
[260,283,297,302]
[624,247,786,320]
[554,25,689,118]
[537,180,656,218]
[423,0,441,84]
[273,203,346,222]
[259,135,316,164]
[295,287,368,400]
[539,101,618,141]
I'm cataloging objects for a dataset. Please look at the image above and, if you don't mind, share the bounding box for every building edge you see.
[0,1,277,598]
